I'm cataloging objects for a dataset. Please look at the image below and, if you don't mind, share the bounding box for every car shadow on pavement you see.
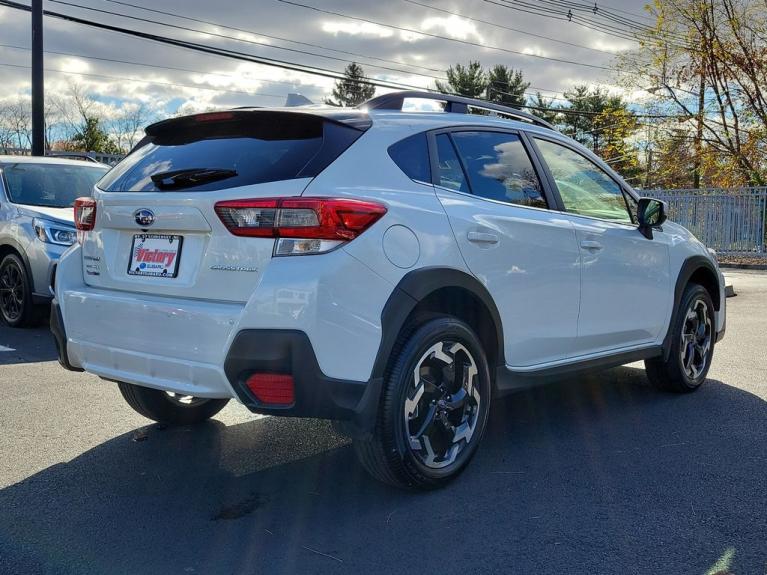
[1,367,765,575]
[0,324,59,366]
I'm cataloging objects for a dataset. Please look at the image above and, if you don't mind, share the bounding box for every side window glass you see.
[535,138,632,223]
[388,133,431,183]
[450,131,546,209]
[434,133,468,193]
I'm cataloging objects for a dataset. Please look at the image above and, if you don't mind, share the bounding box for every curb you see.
[718,263,767,270]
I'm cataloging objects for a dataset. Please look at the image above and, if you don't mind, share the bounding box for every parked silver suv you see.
[0,156,108,327]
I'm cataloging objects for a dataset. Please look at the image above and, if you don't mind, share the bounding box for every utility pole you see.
[31,0,44,156]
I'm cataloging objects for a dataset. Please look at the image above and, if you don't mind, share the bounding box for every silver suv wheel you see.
[405,341,481,469]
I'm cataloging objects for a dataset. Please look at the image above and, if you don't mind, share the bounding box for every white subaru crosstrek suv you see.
[52,91,725,489]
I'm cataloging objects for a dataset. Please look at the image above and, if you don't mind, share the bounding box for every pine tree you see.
[325,63,376,107]
[529,92,559,124]
[435,61,487,98]
[486,65,529,108]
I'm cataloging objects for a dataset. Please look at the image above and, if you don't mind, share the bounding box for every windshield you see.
[2,163,108,208]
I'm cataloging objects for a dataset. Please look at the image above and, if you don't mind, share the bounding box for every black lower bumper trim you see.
[224,330,380,431]
[50,299,83,372]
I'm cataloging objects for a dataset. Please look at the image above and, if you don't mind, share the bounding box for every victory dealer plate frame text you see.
[128,234,183,278]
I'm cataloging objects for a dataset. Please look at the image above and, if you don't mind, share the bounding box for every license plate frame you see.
[127,234,184,278]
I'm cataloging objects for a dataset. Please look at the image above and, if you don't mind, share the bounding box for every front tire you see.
[117,381,230,425]
[0,253,36,328]
[645,283,715,393]
[353,318,491,490]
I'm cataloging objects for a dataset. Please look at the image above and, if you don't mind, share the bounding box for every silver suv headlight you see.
[33,218,77,246]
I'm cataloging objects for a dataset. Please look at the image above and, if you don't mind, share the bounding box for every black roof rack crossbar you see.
[361,90,556,131]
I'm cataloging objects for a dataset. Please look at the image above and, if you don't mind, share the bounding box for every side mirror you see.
[637,197,667,239]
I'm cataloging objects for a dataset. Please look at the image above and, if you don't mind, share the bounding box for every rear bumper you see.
[225,330,381,428]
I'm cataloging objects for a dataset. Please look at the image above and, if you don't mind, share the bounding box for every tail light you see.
[74,197,97,244]
[214,197,387,256]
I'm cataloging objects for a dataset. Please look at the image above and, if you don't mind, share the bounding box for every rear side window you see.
[434,133,468,193]
[388,133,431,183]
[450,131,546,209]
[98,112,366,192]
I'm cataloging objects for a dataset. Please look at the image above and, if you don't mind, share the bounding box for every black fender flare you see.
[662,255,721,360]
[0,238,36,293]
[370,266,505,381]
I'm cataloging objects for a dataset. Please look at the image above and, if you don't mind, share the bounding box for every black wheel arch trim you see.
[663,255,721,360]
[50,298,84,372]
[371,266,505,382]
[0,239,36,294]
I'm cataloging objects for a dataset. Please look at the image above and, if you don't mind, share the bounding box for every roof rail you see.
[360,90,556,131]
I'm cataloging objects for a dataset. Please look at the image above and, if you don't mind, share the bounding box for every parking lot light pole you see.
[31,0,44,156]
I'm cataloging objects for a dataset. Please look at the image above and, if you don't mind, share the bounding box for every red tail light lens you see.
[74,197,97,231]
[214,197,387,240]
[246,373,295,405]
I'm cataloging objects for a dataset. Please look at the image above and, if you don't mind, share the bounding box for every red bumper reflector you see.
[245,373,295,405]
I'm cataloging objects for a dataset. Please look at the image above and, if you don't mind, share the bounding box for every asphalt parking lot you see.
[1,271,765,575]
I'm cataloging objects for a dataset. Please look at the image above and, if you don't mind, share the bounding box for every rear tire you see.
[353,317,491,490]
[645,283,715,393]
[0,253,36,328]
[117,381,230,425]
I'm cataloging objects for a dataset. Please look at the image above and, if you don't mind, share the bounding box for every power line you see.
[401,0,615,55]
[0,61,285,98]
[49,0,450,81]
[275,0,614,70]
[99,0,446,74]
[0,43,316,89]
[0,0,435,92]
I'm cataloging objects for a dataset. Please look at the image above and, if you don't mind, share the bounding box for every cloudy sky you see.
[0,0,652,119]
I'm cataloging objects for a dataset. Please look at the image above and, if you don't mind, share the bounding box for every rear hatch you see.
[80,109,370,302]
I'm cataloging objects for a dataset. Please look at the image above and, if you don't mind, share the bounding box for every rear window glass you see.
[3,163,108,208]
[98,112,365,192]
[388,133,431,183]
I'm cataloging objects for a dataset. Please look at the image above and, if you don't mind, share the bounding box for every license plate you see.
[128,234,183,278]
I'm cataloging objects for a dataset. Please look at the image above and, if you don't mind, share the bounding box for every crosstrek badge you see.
[128,234,183,278]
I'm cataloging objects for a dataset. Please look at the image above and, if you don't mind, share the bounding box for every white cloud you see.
[522,47,546,57]
[419,15,481,42]
[591,40,634,53]
[322,20,393,38]
[58,57,90,75]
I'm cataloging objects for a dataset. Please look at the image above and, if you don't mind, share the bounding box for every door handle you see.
[580,240,603,252]
[467,232,499,244]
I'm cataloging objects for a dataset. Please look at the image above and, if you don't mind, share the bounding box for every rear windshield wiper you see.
[150,168,237,190]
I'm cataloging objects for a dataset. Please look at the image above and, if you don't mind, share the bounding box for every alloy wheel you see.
[164,392,209,407]
[680,298,712,380]
[404,341,481,469]
[0,260,24,323]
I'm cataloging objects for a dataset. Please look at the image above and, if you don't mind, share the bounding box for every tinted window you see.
[434,134,468,193]
[535,138,632,223]
[451,131,546,208]
[388,133,431,183]
[2,163,108,208]
[99,113,364,192]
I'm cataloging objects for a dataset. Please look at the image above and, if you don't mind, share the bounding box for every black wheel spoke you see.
[680,298,712,380]
[404,341,481,469]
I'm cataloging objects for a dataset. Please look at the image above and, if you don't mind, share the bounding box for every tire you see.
[117,381,230,425]
[645,283,715,393]
[0,253,37,328]
[353,317,491,490]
